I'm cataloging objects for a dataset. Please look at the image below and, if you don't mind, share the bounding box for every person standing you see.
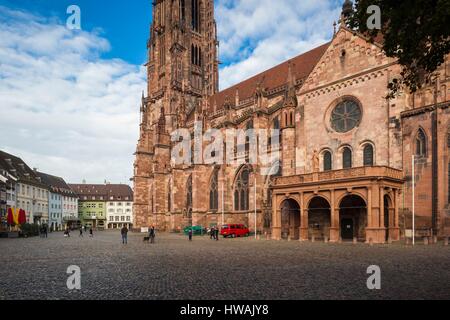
[79,228,83,238]
[149,226,156,244]
[89,227,93,238]
[188,228,193,241]
[121,225,128,244]
[215,227,219,241]
[210,227,215,240]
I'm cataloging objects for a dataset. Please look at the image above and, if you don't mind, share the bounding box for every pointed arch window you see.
[209,170,219,211]
[234,167,250,211]
[323,151,332,171]
[191,0,200,32]
[416,129,427,157]
[363,144,374,166]
[186,175,193,208]
[342,147,352,169]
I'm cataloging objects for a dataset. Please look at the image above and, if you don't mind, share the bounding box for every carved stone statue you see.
[312,150,320,173]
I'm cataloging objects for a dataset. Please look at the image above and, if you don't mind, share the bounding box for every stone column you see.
[300,192,309,241]
[271,194,281,240]
[329,189,340,242]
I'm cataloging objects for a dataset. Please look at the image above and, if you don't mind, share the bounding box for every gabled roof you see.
[209,42,331,111]
[69,184,133,201]
[36,171,76,197]
[0,150,46,188]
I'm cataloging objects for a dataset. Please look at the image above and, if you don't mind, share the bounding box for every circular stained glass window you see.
[330,100,362,133]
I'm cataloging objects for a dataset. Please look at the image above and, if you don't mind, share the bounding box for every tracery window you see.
[416,129,427,157]
[331,99,362,133]
[186,175,193,209]
[209,170,219,211]
[234,167,250,211]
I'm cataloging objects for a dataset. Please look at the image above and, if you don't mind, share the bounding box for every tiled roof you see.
[36,171,76,197]
[0,150,47,188]
[209,42,330,111]
[69,184,133,201]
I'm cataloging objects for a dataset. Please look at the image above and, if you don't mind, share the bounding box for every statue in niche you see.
[312,150,320,173]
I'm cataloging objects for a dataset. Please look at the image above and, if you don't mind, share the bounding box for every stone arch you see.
[339,194,367,241]
[280,198,301,240]
[307,196,331,240]
[383,193,394,241]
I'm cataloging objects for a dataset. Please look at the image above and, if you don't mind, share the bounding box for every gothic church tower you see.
[133,0,219,229]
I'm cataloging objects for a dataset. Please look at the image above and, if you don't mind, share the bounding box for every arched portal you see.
[308,197,331,240]
[384,195,393,242]
[339,195,367,241]
[280,199,300,240]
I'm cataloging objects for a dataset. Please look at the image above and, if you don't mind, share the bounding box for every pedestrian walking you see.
[215,227,219,241]
[149,226,156,244]
[210,227,215,240]
[79,228,83,238]
[121,225,128,244]
[188,228,193,241]
[44,225,48,238]
[89,228,93,238]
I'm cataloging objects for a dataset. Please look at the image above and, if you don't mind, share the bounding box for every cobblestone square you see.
[0,231,449,300]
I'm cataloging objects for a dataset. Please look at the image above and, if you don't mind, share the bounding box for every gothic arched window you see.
[186,175,193,208]
[191,0,200,32]
[234,167,250,211]
[342,147,352,169]
[363,144,374,166]
[416,129,427,157]
[209,170,219,211]
[323,151,332,171]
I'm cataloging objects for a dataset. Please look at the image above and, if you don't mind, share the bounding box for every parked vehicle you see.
[183,225,206,236]
[220,224,250,238]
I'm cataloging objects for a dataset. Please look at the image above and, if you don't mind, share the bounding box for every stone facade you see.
[133,1,450,242]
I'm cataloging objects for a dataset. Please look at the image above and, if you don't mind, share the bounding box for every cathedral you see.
[133,0,450,243]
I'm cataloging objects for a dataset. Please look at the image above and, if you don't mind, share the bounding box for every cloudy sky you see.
[0,0,343,185]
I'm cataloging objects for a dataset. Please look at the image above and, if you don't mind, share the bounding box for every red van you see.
[220,224,250,238]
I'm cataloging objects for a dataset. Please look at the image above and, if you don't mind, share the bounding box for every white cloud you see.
[216,0,343,89]
[0,6,146,185]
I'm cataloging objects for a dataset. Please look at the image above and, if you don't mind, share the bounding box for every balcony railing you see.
[274,166,404,186]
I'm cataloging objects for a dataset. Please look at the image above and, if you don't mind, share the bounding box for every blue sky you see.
[0,0,343,184]
[0,0,151,64]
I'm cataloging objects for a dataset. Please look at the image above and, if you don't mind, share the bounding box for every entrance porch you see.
[271,166,404,244]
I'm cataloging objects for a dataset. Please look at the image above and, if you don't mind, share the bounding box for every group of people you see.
[209,226,220,241]
[79,225,93,238]
[120,225,156,244]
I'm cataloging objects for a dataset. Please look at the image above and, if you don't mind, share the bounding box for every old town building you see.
[133,0,450,242]
[37,171,78,231]
[0,151,49,225]
[69,183,133,230]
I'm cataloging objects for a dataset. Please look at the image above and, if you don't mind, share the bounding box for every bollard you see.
[424,237,429,245]
[353,237,357,244]
[433,235,438,244]
[369,238,373,247]
[311,236,315,243]
[324,236,329,243]
[405,237,410,245]
[338,237,342,244]
[287,236,291,242]
[444,237,448,246]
